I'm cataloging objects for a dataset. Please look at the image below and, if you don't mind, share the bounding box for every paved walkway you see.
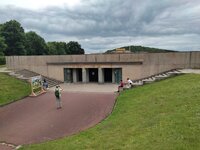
[179,69,200,74]
[0,144,13,150]
[0,91,116,146]
[50,83,117,93]
[0,67,11,73]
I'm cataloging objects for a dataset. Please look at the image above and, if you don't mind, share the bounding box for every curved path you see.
[0,91,116,146]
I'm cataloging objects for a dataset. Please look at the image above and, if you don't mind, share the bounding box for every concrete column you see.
[102,68,105,83]
[82,68,87,83]
[86,69,89,82]
[73,69,77,83]
[112,68,115,83]
[98,68,103,83]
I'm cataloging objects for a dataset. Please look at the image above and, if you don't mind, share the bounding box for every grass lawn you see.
[21,74,200,150]
[0,73,31,106]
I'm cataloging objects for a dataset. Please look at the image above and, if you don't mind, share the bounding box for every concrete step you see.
[129,69,182,88]
[42,77,63,88]
[15,69,39,78]
[133,80,143,86]
[0,67,12,73]
[12,69,63,88]
[154,74,168,80]
[142,77,156,83]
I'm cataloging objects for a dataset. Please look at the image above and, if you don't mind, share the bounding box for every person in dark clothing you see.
[43,79,48,90]
[117,80,124,92]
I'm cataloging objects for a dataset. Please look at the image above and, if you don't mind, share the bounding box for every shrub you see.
[0,56,6,65]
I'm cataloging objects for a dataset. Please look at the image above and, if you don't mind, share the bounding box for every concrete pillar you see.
[102,68,105,83]
[73,69,77,83]
[98,68,103,83]
[86,69,89,82]
[112,68,115,83]
[82,68,87,83]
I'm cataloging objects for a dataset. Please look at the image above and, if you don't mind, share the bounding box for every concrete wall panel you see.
[85,54,96,62]
[122,65,142,80]
[47,65,64,81]
[191,52,200,68]
[96,54,119,62]
[119,53,144,62]
[70,55,86,62]
[5,52,200,82]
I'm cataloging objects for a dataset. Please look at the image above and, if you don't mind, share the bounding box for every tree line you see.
[106,45,176,53]
[0,20,85,57]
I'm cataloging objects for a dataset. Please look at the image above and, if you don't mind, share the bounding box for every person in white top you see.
[127,78,133,88]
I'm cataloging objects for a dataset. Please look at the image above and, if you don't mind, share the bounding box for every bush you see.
[0,56,6,65]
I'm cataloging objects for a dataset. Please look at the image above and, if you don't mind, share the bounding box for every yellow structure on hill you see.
[115,48,131,53]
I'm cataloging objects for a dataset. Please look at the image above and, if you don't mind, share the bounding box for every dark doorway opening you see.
[114,68,122,84]
[64,68,73,83]
[77,68,82,82]
[89,68,98,82]
[104,68,112,82]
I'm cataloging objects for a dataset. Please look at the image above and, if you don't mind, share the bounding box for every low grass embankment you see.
[21,74,200,150]
[0,73,31,106]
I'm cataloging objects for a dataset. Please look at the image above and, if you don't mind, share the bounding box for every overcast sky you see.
[0,0,200,53]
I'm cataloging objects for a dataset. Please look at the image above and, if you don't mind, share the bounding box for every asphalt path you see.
[0,91,116,146]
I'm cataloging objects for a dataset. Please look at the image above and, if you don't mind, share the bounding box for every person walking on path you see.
[55,85,63,109]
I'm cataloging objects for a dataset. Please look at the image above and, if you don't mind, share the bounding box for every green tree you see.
[66,41,84,54]
[0,36,7,65]
[58,42,68,54]
[25,31,48,55]
[47,42,56,55]
[0,20,26,55]
[47,42,67,55]
[0,36,7,56]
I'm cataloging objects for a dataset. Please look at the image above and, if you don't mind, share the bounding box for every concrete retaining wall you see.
[6,52,200,81]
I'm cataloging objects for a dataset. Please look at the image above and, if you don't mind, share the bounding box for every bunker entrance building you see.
[6,52,200,84]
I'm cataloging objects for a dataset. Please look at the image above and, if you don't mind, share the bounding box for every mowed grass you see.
[21,74,200,150]
[0,73,31,106]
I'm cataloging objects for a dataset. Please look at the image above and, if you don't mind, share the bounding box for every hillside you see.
[0,73,31,106]
[105,45,177,53]
[21,74,200,150]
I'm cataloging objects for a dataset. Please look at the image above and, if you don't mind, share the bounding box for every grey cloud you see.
[0,0,200,52]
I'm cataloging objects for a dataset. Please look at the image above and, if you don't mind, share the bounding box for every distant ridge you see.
[105,45,177,53]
